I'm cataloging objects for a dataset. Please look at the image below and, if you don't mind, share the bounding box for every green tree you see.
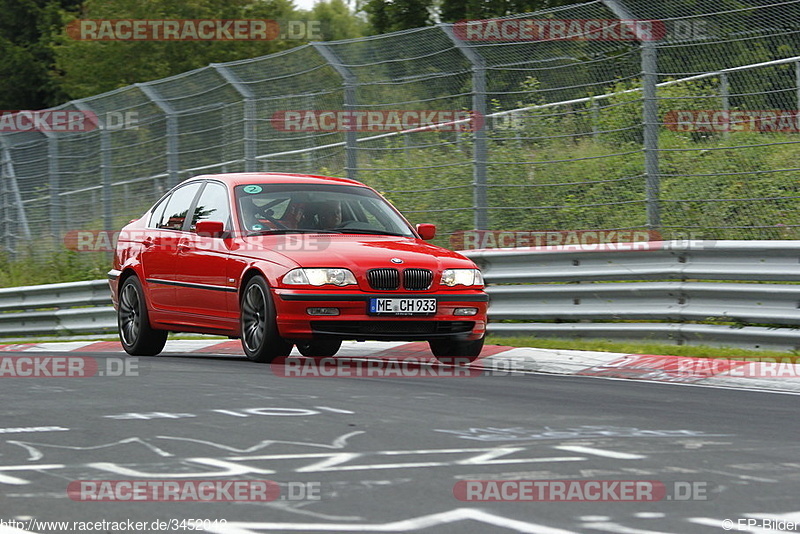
[0,0,82,109]
[305,0,370,41]
[363,0,434,33]
[438,0,585,23]
[53,0,305,100]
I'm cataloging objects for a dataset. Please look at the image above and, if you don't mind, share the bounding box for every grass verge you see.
[486,335,800,363]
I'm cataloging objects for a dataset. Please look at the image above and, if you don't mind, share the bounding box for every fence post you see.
[0,144,12,255]
[312,42,358,181]
[73,100,113,234]
[641,43,661,229]
[719,72,730,111]
[602,0,660,229]
[440,23,488,231]
[796,61,800,113]
[720,72,730,138]
[40,130,61,248]
[212,64,257,172]
[0,137,30,253]
[137,83,180,188]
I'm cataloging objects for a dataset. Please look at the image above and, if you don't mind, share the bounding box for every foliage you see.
[0,248,109,288]
[438,0,585,23]
[363,0,433,34]
[309,0,371,41]
[0,0,82,108]
[347,75,800,241]
[0,0,369,107]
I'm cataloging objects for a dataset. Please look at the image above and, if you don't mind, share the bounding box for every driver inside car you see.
[240,197,308,231]
[313,200,342,230]
[280,201,306,229]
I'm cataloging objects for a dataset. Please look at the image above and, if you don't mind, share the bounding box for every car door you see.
[173,181,236,320]
[140,182,203,310]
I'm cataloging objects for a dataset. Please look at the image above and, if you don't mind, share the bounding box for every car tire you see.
[296,338,342,358]
[118,275,168,356]
[240,276,293,363]
[429,335,485,365]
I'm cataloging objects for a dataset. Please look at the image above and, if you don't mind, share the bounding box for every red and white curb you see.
[0,339,798,393]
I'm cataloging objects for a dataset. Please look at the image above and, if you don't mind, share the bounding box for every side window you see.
[157,183,202,230]
[148,197,169,228]
[191,182,230,231]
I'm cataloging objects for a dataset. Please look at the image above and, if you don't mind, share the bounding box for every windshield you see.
[235,183,415,237]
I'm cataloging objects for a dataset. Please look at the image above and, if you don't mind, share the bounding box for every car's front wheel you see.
[118,275,168,356]
[296,338,342,358]
[429,335,484,365]
[240,276,293,363]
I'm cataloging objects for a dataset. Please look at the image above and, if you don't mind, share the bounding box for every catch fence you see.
[2,0,800,256]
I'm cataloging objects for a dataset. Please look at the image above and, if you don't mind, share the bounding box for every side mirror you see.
[196,220,226,238]
[416,223,436,240]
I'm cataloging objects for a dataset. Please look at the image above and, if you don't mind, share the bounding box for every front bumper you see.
[108,269,121,309]
[273,290,488,341]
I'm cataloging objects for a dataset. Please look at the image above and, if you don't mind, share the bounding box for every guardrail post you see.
[312,42,358,181]
[137,83,180,188]
[212,64,257,172]
[440,23,489,231]
[602,0,661,229]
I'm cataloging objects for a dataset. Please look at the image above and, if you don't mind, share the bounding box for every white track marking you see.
[196,508,577,533]
[580,522,678,534]
[155,430,365,452]
[314,406,355,414]
[554,445,646,460]
[0,465,65,485]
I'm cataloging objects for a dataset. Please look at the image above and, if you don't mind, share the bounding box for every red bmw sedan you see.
[109,173,488,364]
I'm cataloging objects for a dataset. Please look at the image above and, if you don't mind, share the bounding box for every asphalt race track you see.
[2,348,799,534]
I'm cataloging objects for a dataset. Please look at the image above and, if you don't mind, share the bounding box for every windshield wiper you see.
[246,229,341,236]
[335,229,408,237]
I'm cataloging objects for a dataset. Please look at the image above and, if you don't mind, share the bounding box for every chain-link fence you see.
[2,0,800,258]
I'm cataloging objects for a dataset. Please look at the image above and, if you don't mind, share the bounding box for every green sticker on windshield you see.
[243,185,262,194]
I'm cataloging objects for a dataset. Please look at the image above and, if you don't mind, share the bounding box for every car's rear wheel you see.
[296,339,342,358]
[429,335,485,365]
[240,276,293,363]
[118,275,168,356]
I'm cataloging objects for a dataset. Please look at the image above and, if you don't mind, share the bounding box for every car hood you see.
[238,234,476,271]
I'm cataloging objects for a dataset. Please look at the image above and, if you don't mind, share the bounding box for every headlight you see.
[284,268,357,287]
[441,268,484,287]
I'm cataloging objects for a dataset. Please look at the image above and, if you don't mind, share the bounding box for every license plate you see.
[369,298,436,315]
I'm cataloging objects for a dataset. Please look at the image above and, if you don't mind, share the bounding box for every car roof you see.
[181,172,367,188]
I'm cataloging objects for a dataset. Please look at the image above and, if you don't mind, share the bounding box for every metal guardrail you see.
[2,240,800,351]
[464,240,800,351]
[0,280,116,338]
